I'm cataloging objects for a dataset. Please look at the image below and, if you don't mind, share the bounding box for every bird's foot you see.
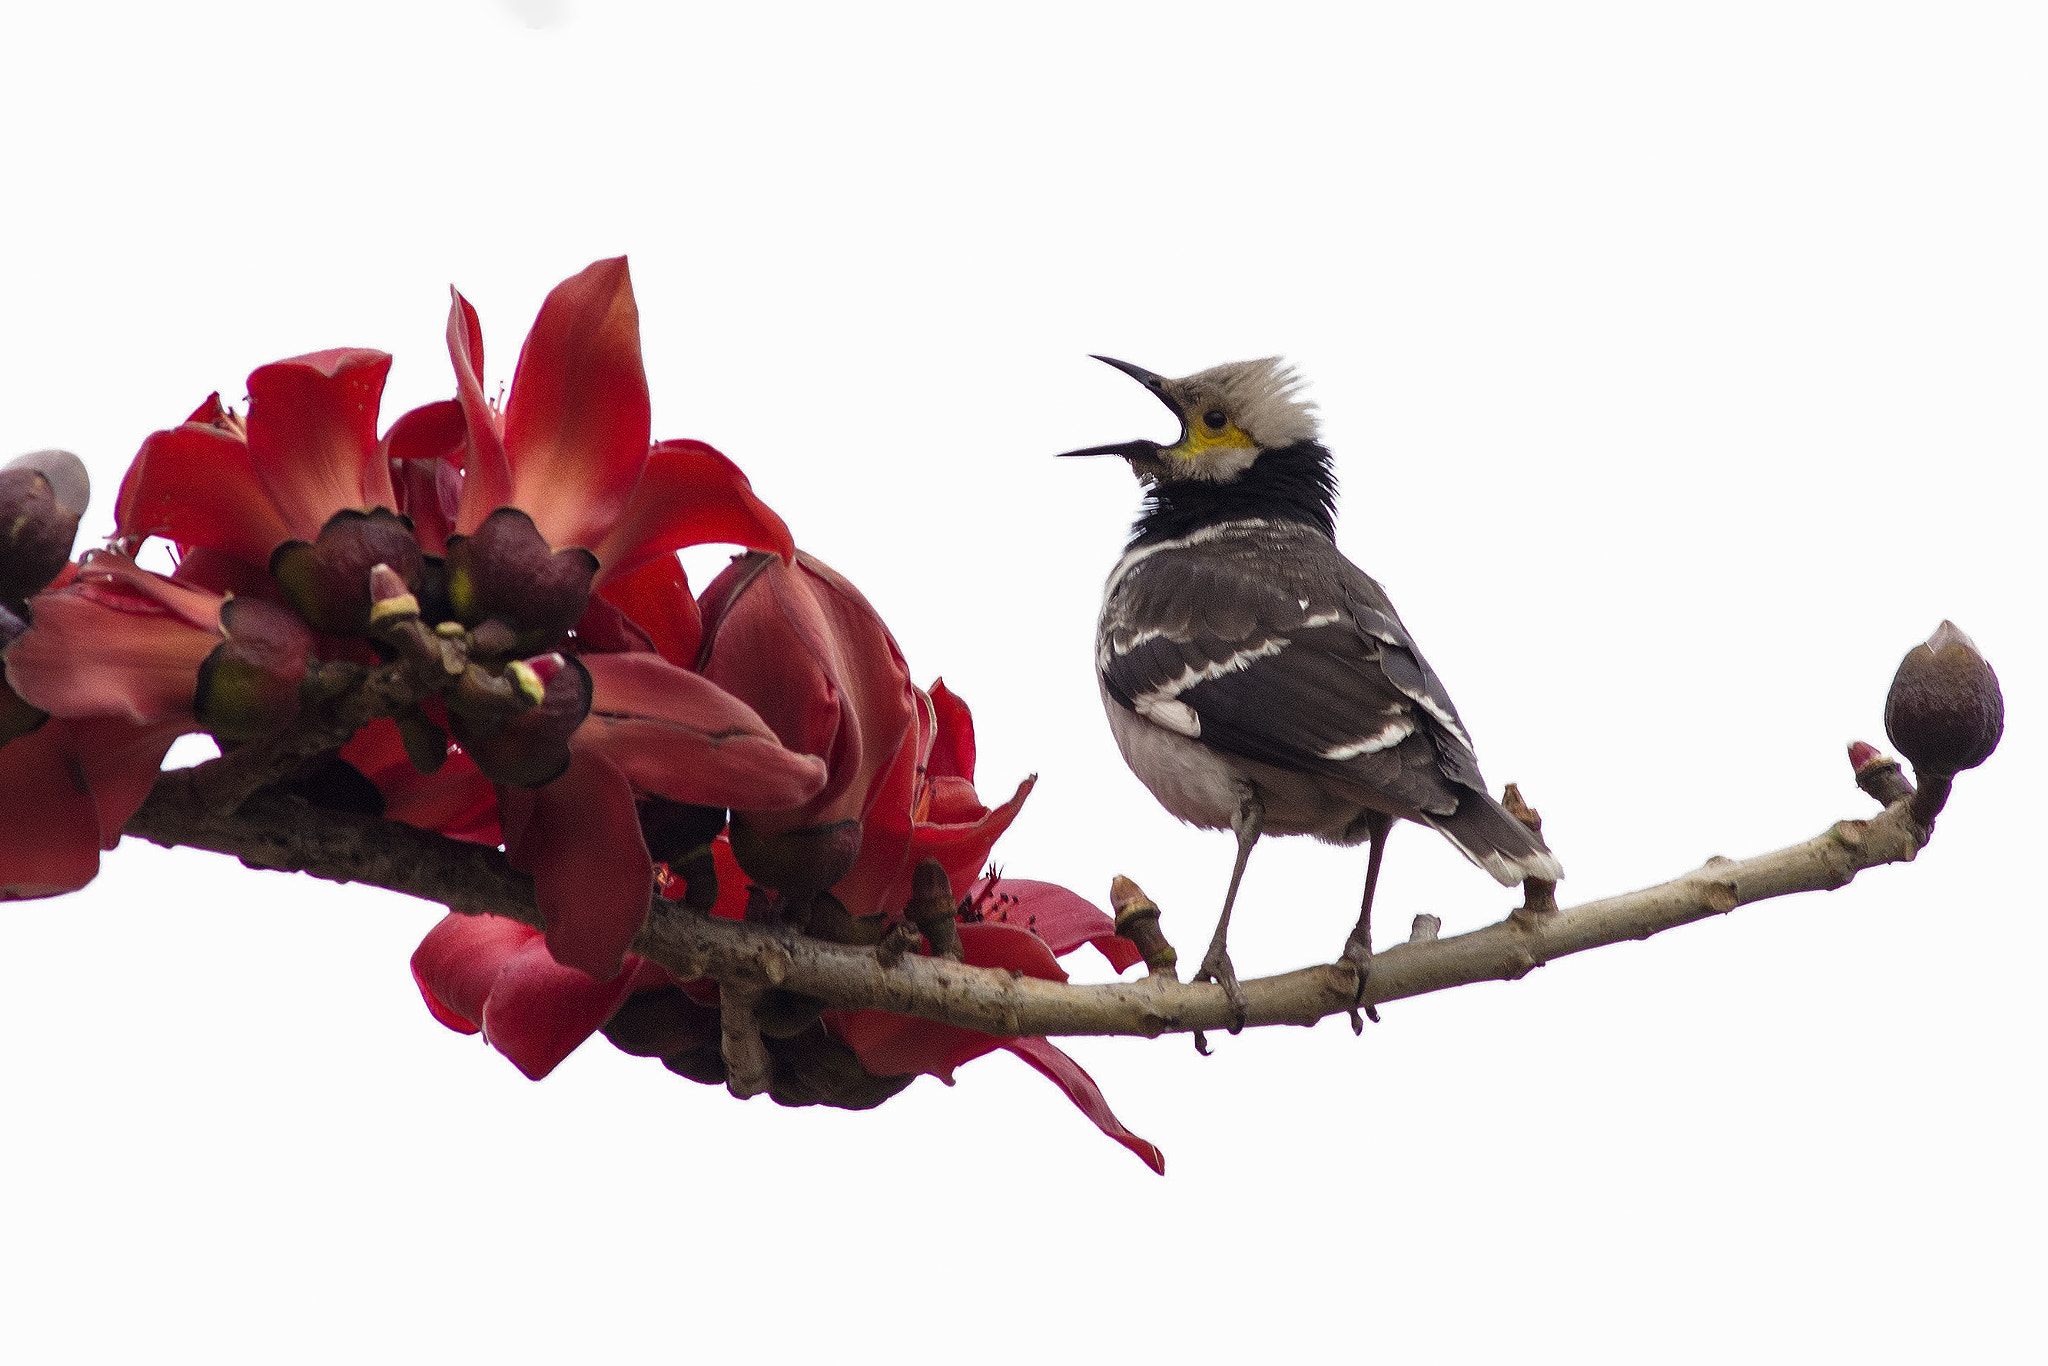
[1339,933,1380,1034]
[1192,946,1250,1054]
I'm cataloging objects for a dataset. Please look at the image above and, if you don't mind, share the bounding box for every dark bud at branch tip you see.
[0,450,89,607]
[1883,620,2004,778]
[1110,873,1178,976]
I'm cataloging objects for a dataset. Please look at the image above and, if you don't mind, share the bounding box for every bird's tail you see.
[1427,791,1564,887]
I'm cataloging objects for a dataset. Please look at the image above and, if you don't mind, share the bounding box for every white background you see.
[2,3,2041,1362]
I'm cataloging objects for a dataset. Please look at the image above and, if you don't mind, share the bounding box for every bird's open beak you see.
[1054,355,1186,459]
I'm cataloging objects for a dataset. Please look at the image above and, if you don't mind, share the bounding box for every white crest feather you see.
[1176,357,1319,448]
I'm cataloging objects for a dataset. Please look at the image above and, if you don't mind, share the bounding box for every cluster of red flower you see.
[0,259,1160,1170]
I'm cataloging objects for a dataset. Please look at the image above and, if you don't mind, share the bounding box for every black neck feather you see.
[1127,440,1338,547]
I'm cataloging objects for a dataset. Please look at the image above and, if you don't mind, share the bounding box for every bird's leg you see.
[1341,812,1393,1033]
[1192,788,1262,1053]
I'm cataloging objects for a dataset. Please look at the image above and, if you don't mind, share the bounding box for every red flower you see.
[1,556,230,898]
[410,913,673,1080]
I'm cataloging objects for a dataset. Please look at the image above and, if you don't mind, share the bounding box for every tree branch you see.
[121,750,1935,1041]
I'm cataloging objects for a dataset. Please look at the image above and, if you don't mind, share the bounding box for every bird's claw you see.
[1340,935,1380,1033]
[1193,948,1250,1041]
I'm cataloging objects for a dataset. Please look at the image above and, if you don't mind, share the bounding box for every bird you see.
[1060,355,1562,1042]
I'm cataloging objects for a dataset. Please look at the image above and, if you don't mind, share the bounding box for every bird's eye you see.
[1203,409,1227,430]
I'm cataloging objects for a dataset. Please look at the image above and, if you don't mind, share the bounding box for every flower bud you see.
[442,507,597,656]
[0,450,89,606]
[727,816,862,903]
[448,651,592,787]
[365,562,420,629]
[1883,621,2004,777]
[270,508,425,636]
[193,596,316,745]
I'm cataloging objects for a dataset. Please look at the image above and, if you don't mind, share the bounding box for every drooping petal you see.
[499,257,651,553]
[826,921,1068,1083]
[115,423,291,567]
[0,720,102,899]
[382,399,466,556]
[411,911,539,1035]
[966,876,1144,974]
[244,348,399,543]
[592,438,794,581]
[578,652,829,812]
[342,718,502,846]
[1002,1036,1164,1174]
[593,553,701,667]
[883,774,1034,914]
[479,935,654,1080]
[7,564,222,725]
[70,714,195,847]
[447,288,512,534]
[499,740,651,981]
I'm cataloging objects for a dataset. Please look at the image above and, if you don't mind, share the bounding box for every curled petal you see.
[480,936,659,1080]
[927,679,976,784]
[245,348,399,542]
[1002,1037,1164,1174]
[411,912,539,1034]
[7,563,222,725]
[381,399,466,557]
[447,288,512,533]
[0,720,101,899]
[115,423,291,566]
[579,653,829,811]
[499,257,651,552]
[593,438,794,581]
[343,718,501,844]
[70,715,193,847]
[500,741,651,981]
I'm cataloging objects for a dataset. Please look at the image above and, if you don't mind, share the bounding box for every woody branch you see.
[122,715,1957,1043]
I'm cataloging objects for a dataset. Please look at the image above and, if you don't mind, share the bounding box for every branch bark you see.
[122,758,1934,1041]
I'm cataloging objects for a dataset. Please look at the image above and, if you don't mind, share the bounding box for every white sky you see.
[2,3,2042,1362]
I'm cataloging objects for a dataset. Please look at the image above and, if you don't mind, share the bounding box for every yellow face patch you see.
[1166,414,1257,471]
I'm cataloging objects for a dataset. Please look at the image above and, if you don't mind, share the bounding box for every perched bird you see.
[1061,356,1562,1038]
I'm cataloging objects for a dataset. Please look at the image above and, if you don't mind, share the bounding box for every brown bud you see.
[442,507,596,656]
[1884,621,2003,777]
[728,816,861,902]
[193,597,316,745]
[270,509,425,636]
[449,652,592,787]
[1110,874,1177,976]
[0,450,89,606]
[905,857,965,961]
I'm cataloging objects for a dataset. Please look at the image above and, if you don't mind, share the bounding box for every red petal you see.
[827,694,926,916]
[594,553,701,667]
[480,935,648,1079]
[967,877,1144,974]
[927,679,976,783]
[70,715,192,847]
[500,258,651,553]
[7,569,220,724]
[447,288,512,535]
[381,399,466,556]
[580,653,829,811]
[1003,1036,1164,1174]
[957,920,1068,982]
[115,424,292,566]
[0,721,102,899]
[244,348,398,542]
[592,439,795,580]
[883,775,1034,914]
[343,719,503,845]
[501,742,651,981]
[828,1008,1004,1084]
[411,912,539,1034]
